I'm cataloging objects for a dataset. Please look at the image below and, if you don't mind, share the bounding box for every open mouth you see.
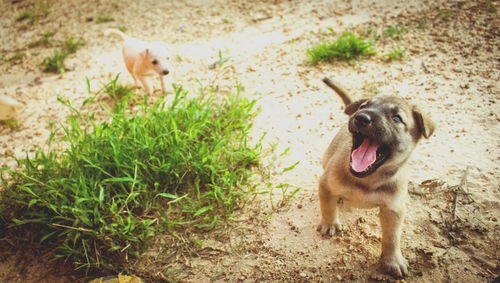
[350,133,390,177]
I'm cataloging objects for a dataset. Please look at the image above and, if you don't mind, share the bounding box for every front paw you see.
[316,222,342,237]
[380,253,409,278]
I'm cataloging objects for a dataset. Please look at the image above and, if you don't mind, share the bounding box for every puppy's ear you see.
[412,106,435,139]
[141,48,150,59]
[344,99,368,115]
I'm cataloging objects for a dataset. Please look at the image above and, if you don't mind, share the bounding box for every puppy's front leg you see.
[136,75,151,95]
[132,75,139,90]
[317,177,342,236]
[133,63,151,95]
[159,75,166,94]
[379,206,408,277]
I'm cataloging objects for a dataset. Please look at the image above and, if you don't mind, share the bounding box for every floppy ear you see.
[412,107,435,139]
[344,99,368,115]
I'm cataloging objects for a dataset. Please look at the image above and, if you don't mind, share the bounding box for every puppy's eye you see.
[152,59,158,65]
[392,114,403,123]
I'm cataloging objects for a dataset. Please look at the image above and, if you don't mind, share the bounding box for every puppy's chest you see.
[337,188,384,208]
[327,177,392,208]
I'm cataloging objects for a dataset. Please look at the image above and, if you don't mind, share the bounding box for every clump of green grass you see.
[41,50,67,73]
[104,81,133,101]
[307,31,376,64]
[309,27,335,35]
[383,25,407,39]
[383,46,405,61]
[95,15,114,24]
[117,26,128,33]
[0,84,262,272]
[41,36,85,73]
[15,2,50,24]
[103,75,135,106]
[60,37,85,54]
[215,50,231,67]
[286,36,301,43]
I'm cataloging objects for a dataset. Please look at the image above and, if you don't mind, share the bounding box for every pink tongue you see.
[351,139,379,172]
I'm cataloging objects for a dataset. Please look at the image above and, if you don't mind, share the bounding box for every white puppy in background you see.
[0,96,24,121]
[105,29,172,95]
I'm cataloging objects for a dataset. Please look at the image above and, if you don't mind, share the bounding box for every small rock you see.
[252,11,272,22]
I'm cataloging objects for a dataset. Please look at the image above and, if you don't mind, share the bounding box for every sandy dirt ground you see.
[0,0,499,282]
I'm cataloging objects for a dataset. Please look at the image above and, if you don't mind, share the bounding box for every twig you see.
[409,188,448,196]
[452,167,469,221]
[51,223,93,232]
[421,60,430,73]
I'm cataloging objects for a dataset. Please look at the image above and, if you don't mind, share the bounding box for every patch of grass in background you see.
[101,75,136,113]
[307,31,376,64]
[307,24,414,65]
[104,78,134,102]
[0,84,263,272]
[60,37,85,55]
[286,36,301,43]
[117,26,128,33]
[41,50,67,73]
[95,15,114,24]
[383,46,405,61]
[15,2,50,24]
[383,25,407,39]
[310,26,335,35]
[41,36,85,73]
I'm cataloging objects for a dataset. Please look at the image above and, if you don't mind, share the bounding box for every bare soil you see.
[0,0,498,282]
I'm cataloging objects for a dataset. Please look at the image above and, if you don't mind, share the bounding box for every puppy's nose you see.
[162,70,169,75]
[354,112,372,127]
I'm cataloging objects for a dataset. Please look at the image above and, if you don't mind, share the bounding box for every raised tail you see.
[105,28,127,40]
[322,77,352,106]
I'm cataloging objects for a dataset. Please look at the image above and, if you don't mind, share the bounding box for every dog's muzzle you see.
[162,70,170,75]
[348,111,390,177]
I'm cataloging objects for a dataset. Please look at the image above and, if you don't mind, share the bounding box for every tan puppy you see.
[106,29,172,95]
[0,95,24,121]
[318,78,434,277]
